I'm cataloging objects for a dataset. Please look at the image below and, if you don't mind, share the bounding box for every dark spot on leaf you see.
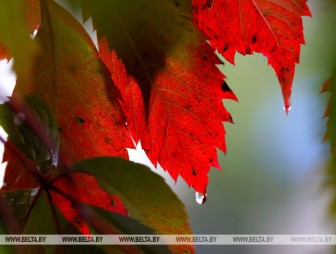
[192,167,197,176]
[252,35,257,43]
[110,199,116,207]
[223,44,229,52]
[205,0,213,8]
[221,81,231,92]
[202,54,207,60]
[58,127,64,133]
[246,46,252,54]
[209,158,213,162]
[173,152,180,157]
[75,116,85,124]
[186,104,192,110]
[280,67,285,73]
[105,137,111,143]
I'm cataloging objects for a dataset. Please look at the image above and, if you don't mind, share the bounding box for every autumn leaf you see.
[51,172,128,235]
[98,40,146,143]
[14,0,133,168]
[80,0,236,195]
[192,0,311,111]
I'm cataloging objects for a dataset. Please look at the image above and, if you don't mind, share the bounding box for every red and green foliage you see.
[0,0,311,253]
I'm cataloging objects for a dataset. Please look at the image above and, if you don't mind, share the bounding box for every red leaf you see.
[192,0,311,111]
[99,38,145,143]
[79,0,236,195]
[99,33,236,194]
[51,172,127,234]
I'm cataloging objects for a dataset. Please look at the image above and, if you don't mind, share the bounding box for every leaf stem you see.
[23,187,42,227]
[45,189,61,233]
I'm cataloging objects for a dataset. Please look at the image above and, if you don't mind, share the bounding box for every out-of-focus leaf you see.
[72,157,194,254]
[0,0,40,86]
[322,66,336,218]
[322,68,336,150]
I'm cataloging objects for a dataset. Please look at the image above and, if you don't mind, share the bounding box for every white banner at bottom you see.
[1,235,335,245]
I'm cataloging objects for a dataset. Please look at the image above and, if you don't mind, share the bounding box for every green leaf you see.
[0,95,59,168]
[83,205,172,254]
[0,0,39,87]
[0,197,23,254]
[23,188,170,254]
[2,189,36,227]
[0,95,59,189]
[72,157,194,254]
[24,190,56,235]
[24,190,105,254]
[23,190,55,254]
